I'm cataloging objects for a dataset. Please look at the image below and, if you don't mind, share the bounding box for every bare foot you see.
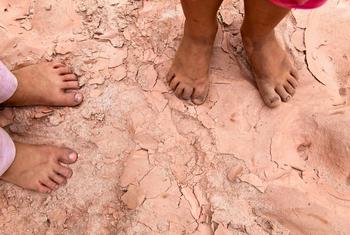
[241,29,299,108]
[0,142,78,193]
[166,21,217,105]
[2,62,83,107]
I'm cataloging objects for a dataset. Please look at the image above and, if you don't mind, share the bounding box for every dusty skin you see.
[168,0,300,107]
[1,0,350,234]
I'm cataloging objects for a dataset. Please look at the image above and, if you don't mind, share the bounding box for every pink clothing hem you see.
[0,128,16,176]
[0,61,18,103]
[0,61,17,176]
[270,0,327,9]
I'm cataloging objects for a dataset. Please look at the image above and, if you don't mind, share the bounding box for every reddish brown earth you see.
[0,0,349,234]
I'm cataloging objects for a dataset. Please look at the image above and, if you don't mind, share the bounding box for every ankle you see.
[241,25,275,49]
[241,22,275,45]
[184,19,218,45]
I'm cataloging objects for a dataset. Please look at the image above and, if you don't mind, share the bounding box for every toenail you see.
[285,96,291,101]
[270,97,279,103]
[192,98,205,105]
[74,93,83,103]
[69,153,77,161]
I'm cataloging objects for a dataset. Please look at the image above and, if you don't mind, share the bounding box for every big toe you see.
[56,148,78,164]
[59,92,84,107]
[191,84,209,105]
[258,83,281,108]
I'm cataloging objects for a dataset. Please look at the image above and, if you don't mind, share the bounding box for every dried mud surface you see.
[0,0,350,234]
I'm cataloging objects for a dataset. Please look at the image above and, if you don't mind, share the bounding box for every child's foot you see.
[167,21,217,105]
[0,142,78,193]
[3,62,83,107]
[241,29,299,108]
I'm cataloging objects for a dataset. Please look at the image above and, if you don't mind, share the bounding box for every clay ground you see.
[0,0,350,234]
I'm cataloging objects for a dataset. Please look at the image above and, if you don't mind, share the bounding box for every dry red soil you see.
[0,0,349,234]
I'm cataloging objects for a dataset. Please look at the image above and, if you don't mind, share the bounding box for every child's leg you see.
[167,0,223,104]
[241,0,299,108]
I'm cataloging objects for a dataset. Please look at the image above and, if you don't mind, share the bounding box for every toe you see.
[257,83,281,108]
[191,85,209,105]
[266,95,281,107]
[182,86,194,100]
[284,82,295,96]
[291,69,300,81]
[276,86,291,102]
[55,165,73,178]
[50,173,67,185]
[52,62,65,69]
[169,78,180,90]
[41,178,59,191]
[59,92,84,106]
[37,183,51,193]
[288,76,299,88]
[56,148,78,164]
[62,74,78,81]
[166,70,175,83]
[174,84,185,99]
[62,81,80,90]
[56,66,72,75]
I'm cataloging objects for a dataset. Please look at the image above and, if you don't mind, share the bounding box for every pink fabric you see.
[270,0,327,9]
[0,128,16,176]
[0,61,18,103]
[0,61,17,176]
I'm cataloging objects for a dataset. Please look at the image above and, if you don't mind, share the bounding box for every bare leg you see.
[167,0,223,104]
[241,0,299,108]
